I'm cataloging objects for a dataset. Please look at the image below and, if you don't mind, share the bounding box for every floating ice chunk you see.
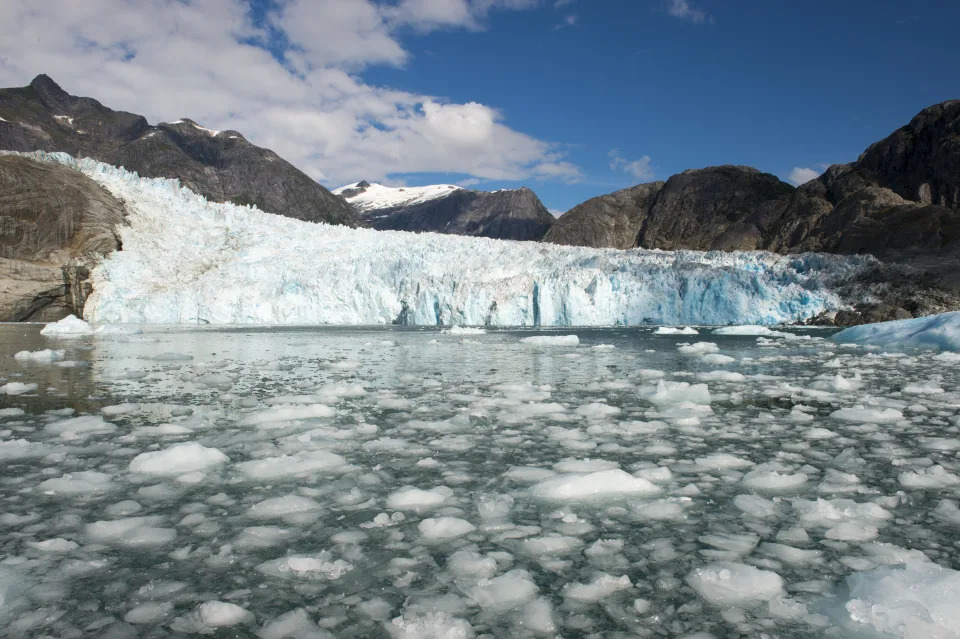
[241,404,336,427]
[247,495,322,523]
[758,542,823,566]
[552,458,619,473]
[530,469,660,501]
[695,453,754,470]
[713,325,788,337]
[467,570,539,610]
[387,487,451,512]
[698,370,744,381]
[448,550,498,579]
[825,561,960,637]
[387,611,474,639]
[792,498,892,529]
[825,522,879,541]
[124,601,174,624]
[233,526,295,549]
[678,342,719,355]
[699,533,760,557]
[741,469,808,492]
[256,553,353,581]
[130,442,228,475]
[899,465,960,489]
[518,598,556,634]
[702,353,736,365]
[44,415,116,438]
[563,573,631,603]
[920,438,960,452]
[170,601,253,633]
[85,516,176,547]
[26,538,79,552]
[0,382,38,395]
[632,499,686,521]
[520,335,579,346]
[40,314,94,336]
[0,407,25,417]
[655,326,699,335]
[829,407,903,423]
[14,349,65,362]
[0,439,51,460]
[37,471,114,495]
[733,494,782,519]
[521,535,584,556]
[101,403,142,417]
[686,562,783,606]
[833,311,960,352]
[642,380,712,405]
[575,403,620,419]
[591,343,616,350]
[803,427,838,440]
[236,450,347,480]
[444,326,486,335]
[418,517,476,541]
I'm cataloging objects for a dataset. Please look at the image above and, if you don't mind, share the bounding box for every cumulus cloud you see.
[787,167,822,186]
[0,0,578,187]
[609,150,655,182]
[666,0,710,24]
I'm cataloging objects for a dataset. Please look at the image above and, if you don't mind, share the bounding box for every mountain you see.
[334,180,555,241]
[0,74,360,226]
[543,101,960,323]
[546,101,960,260]
[0,154,125,321]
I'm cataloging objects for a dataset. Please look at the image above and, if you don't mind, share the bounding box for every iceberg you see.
[832,311,960,352]
[10,151,871,326]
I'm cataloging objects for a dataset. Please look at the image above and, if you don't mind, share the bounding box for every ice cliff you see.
[11,152,872,326]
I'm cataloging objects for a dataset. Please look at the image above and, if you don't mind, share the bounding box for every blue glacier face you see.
[9,151,873,326]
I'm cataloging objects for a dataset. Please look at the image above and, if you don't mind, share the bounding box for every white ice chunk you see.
[686,562,783,606]
[236,450,347,480]
[130,442,228,475]
[520,335,579,346]
[467,569,539,610]
[418,517,476,541]
[530,469,660,501]
[40,314,94,336]
[563,573,632,603]
[14,349,65,362]
[833,311,960,352]
[85,516,176,547]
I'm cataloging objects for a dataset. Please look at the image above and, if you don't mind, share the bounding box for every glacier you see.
[11,151,872,326]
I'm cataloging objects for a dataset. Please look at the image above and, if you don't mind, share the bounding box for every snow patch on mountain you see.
[7,151,872,326]
[334,181,462,212]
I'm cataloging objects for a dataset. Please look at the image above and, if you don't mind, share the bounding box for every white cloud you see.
[609,150,655,182]
[666,0,709,24]
[554,14,578,29]
[0,0,578,187]
[787,167,822,186]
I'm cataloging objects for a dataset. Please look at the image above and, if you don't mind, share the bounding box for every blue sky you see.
[357,0,960,211]
[1,0,958,214]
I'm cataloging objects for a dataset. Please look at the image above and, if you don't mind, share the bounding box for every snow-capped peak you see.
[168,119,221,137]
[333,181,462,212]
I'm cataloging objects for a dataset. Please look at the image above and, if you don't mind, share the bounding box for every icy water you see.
[1,324,959,638]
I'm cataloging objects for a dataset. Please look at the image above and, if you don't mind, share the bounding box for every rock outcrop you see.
[0,155,125,320]
[337,181,555,241]
[0,75,360,226]
[541,182,664,249]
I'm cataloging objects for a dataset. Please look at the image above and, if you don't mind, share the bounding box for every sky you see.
[0,0,958,214]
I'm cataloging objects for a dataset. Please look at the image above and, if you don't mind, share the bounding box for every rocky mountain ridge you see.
[0,74,360,226]
[336,180,555,241]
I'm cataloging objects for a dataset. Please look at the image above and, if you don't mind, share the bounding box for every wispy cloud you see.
[0,0,580,187]
[666,0,710,24]
[553,14,578,30]
[609,150,655,182]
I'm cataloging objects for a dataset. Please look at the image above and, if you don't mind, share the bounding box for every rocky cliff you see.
[0,154,125,320]
[336,181,555,241]
[0,75,360,226]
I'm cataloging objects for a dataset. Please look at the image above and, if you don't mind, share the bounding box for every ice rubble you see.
[833,310,960,352]
[9,151,871,326]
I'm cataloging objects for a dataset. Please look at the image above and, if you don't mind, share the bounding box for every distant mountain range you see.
[334,180,554,241]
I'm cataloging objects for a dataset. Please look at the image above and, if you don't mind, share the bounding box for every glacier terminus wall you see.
[12,152,872,326]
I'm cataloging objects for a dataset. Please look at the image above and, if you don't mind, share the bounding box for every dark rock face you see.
[636,167,795,251]
[0,155,126,320]
[361,187,555,241]
[541,182,664,249]
[0,75,360,226]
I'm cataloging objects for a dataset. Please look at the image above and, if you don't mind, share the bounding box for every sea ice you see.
[530,469,660,501]
[418,517,476,541]
[129,442,229,475]
[833,311,960,352]
[13,349,65,362]
[686,562,783,606]
[40,314,94,336]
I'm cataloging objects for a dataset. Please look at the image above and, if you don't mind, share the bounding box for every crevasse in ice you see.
[9,151,872,326]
